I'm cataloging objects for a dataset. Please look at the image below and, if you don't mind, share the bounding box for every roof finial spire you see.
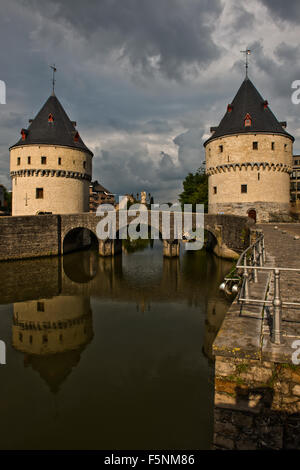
[240,49,251,78]
[50,64,57,95]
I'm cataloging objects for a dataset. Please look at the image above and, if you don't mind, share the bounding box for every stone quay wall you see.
[0,214,60,261]
[214,356,300,450]
[208,202,292,223]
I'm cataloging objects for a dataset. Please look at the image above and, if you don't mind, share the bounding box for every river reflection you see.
[0,241,231,450]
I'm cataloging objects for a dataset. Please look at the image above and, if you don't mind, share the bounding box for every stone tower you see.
[204,77,294,222]
[10,93,93,215]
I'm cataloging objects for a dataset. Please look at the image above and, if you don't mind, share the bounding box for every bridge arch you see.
[63,227,99,254]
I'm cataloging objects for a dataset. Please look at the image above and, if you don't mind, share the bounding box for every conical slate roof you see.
[10,94,93,156]
[204,77,294,146]
[26,348,83,394]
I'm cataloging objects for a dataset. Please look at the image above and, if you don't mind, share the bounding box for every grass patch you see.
[236,363,250,374]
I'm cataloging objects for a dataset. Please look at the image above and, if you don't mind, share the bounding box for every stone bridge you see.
[0,211,250,261]
[60,211,249,258]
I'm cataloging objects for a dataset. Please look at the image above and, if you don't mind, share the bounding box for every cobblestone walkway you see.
[214,223,300,363]
[258,224,300,362]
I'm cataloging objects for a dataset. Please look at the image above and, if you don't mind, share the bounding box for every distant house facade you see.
[89,181,115,212]
[290,155,300,203]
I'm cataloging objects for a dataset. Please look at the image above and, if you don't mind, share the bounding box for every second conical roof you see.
[204,77,294,146]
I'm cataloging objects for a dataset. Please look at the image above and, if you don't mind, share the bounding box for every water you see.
[0,241,232,450]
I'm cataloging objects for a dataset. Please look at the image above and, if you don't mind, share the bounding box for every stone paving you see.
[214,223,300,364]
[213,223,300,450]
[259,224,300,363]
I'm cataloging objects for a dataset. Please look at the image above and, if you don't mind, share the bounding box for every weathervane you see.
[50,64,57,95]
[240,49,251,78]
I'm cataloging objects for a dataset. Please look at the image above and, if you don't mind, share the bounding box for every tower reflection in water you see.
[12,296,93,394]
[1,242,233,449]
[11,251,98,394]
[10,245,231,393]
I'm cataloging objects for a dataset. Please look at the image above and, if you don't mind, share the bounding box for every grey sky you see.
[0,0,300,202]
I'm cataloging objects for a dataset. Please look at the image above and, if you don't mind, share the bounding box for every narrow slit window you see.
[36,188,44,199]
[27,156,31,164]
[213,186,217,194]
[37,301,44,312]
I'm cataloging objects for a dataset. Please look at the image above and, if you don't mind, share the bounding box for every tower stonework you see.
[10,94,93,216]
[204,77,294,222]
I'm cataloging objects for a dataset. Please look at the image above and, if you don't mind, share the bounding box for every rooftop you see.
[10,94,93,156]
[204,77,294,146]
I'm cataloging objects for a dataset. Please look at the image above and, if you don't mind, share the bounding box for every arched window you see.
[263,100,268,109]
[244,113,252,127]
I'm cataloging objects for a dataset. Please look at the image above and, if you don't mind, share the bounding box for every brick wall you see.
[0,214,60,261]
[214,356,300,449]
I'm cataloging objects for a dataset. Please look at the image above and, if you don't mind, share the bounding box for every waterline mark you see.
[96,197,204,251]
[0,340,6,365]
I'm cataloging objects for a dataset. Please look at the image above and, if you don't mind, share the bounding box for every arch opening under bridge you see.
[63,227,99,255]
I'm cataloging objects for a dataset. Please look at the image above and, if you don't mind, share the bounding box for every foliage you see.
[0,186,12,213]
[179,167,208,212]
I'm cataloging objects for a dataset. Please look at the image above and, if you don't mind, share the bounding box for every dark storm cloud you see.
[228,5,255,33]
[1,0,300,200]
[20,0,223,80]
[275,43,300,64]
[258,0,300,23]
[90,127,204,203]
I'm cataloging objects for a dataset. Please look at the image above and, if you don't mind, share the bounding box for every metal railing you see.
[220,230,300,345]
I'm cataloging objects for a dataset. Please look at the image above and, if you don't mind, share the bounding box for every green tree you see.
[0,186,12,213]
[179,167,208,212]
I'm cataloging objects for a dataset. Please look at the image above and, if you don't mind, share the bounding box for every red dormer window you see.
[21,128,28,141]
[74,131,80,142]
[263,100,268,109]
[244,113,252,127]
[48,113,54,122]
[227,104,233,112]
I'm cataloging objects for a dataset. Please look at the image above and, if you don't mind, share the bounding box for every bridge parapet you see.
[0,212,250,261]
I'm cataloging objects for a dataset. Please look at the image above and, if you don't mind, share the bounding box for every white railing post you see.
[243,256,249,299]
[262,236,266,263]
[253,244,258,282]
[272,269,282,345]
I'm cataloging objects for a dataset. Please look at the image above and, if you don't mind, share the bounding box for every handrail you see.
[220,230,300,346]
